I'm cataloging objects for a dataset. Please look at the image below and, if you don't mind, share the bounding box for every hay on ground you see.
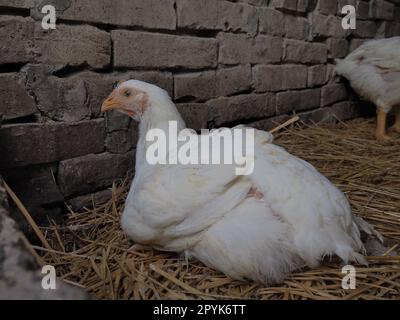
[37,118,400,300]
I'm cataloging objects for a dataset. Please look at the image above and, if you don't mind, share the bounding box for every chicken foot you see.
[390,105,400,133]
[376,108,391,142]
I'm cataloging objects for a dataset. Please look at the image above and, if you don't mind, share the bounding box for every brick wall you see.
[0,0,399,220]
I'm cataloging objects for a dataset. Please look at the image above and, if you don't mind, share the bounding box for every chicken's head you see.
[101,79,169,121]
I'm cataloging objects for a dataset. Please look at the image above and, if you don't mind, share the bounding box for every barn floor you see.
[36,118,400,300]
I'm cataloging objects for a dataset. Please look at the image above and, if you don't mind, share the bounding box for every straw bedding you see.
[36,118,400,300]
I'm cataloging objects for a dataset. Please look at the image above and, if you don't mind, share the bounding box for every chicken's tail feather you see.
[353,215,384,243]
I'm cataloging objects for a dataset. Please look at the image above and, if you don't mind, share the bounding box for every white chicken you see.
[335,37,400,142]
[101,80,381,285]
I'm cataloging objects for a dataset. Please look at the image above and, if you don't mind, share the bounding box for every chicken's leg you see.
[391,105,400,133]
[376,108,390,142]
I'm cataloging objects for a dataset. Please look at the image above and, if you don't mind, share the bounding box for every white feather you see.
[119,80,380,285]
[335,37,400,111]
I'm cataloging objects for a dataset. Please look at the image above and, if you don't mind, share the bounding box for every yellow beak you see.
[101,97,121,112]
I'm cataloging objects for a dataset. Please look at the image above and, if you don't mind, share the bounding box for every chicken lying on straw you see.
[35,118,400,300]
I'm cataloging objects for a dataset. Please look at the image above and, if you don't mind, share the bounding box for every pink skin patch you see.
[247,186,264,200]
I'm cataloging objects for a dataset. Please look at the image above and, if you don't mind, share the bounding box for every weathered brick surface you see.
[318,0,338,15]
[357,1,371,20]
[218,33,282,65]
[284,39,328,64]
[0,16,110,68]
[327,38,349,59]
[310,14,347,38]
[176,0,219,29]
[34,24,111,68]
[23,67,173,122]
[370,0,395,20]
[2,164,63,207]
[0,120,105,168]
[351,20,378,38]
[58,151,135,197]
[113,31,217,69]
[321,84,348,106]
[300,101,363,125]
[217,1,259,34]
[67,189,112,211]
[174,65,252,100]
[308,64,327,87]
[177,103,210,130]
[0,0,35,8]
[253,65,307,92]
[207,93,275,126]
[56,0,176,30]
[105,111,132,133]
[285,16,310,40]
[259,8,285,36]
[271,0,298,12]
[276,89,321,114]
[174,71,216,101]
[0,16,35,64]
[105,124,138,154]
[177,0,258,33]
[0,0,396,216]
[0,73,36,120]
[216,65,252,97]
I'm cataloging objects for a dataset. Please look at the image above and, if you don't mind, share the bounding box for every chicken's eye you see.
[124,90,131,97]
